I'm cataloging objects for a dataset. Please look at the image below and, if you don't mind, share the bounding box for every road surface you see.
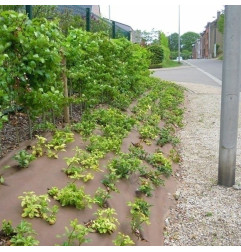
[152,59,222,87]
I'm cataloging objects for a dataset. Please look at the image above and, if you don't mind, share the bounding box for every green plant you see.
[18,191,59,224]
[101,169,119,192]
[94,187,111,208]
[46,130,74,159]
[48,183,93,210]
[128,198,152,234]
[169,148,181,163]
[107,153,142,179]
[90,208,119,234]
[148,151,172,177]
[1,220,39,246]
[56,219,92,246]
[13,150,36,168]
[138,178,154,197]
[157,127,179,147]
[32,135,47,157]
[113,232,135,246]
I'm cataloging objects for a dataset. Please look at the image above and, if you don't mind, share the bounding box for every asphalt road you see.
[152,59,223,87]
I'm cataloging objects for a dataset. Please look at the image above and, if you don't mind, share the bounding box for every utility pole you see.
[218,5,241,187]
[178,5,181,63]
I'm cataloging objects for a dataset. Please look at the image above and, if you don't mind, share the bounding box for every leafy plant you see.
[1,220,39,246]
[90,208,119,234]
[56,219,92,246]
[18,191,59,224]
[48,183,93,210]
[157,127,179,147]
[169,148,181,163]
[113,232,135,246]
[32,135,47,157]
[13,150,36,168]
[101,169,119,192]
[94,187,111,208]
[148,151,172,177]
[107,153,142,179]
[128,198,152,234]
[138,178,154,197]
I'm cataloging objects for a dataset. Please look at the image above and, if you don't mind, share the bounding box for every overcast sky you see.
[100,4,224,35]
[2,0,240,36]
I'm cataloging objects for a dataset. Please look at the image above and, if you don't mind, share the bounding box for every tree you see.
[217,12,224,34]
[181,32,200,52]
[168,33,179,52]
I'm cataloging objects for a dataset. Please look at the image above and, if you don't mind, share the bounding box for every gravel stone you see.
[164,82,241,246]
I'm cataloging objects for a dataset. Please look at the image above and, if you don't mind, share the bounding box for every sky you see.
[1,0,240,36]
[100,4,224,35]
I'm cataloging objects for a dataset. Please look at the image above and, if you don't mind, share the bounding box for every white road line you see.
[186,61,222,86]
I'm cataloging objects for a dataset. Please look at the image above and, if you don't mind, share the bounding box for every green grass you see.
[162,60,182,68]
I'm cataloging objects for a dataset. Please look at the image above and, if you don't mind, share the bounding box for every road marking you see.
[186,61,222,86]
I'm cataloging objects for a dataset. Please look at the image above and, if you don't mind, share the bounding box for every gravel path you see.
[164,82,241,246]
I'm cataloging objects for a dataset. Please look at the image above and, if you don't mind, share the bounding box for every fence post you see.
[62,56,70,124]
[218,5,241,187]
[86,8,90,32]
[128,31,131,41]
[26,5,32,19]
[112,21,116,39]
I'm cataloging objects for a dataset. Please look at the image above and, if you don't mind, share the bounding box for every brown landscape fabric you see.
[0,123,179,246]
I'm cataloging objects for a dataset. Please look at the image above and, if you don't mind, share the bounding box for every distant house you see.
[192,11,223,59]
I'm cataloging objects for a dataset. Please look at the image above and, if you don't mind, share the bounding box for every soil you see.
[0,102,181,246]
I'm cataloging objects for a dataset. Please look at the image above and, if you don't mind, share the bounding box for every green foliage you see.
[94,187,111,208]
[169,148,181,163]
[148,151,172,177]
[217,12,224,34]
[107,153,142,179]
[46,130,74,158]
[1,219,39,246]
[48,183,93,209]
[0,11,63,119]
[148,44,164,64]
[32,135,47,157]
[113,232,135,246]
[18,191,59,224]
[56,219,92,246]
[90,208,119,234]
[168,33,179,52]
[181,32,200,52]
[13,150,36,168]
[157,126,179,147]
[128,198,152,232]
[138,178,154,197]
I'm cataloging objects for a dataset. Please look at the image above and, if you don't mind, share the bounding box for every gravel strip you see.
[164,82,241,246]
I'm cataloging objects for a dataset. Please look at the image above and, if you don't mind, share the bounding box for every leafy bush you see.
[148,44,164,64]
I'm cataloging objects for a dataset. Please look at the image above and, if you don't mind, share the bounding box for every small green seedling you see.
[13,150,35,168]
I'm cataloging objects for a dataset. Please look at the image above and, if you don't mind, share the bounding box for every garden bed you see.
[0,80,184,246]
